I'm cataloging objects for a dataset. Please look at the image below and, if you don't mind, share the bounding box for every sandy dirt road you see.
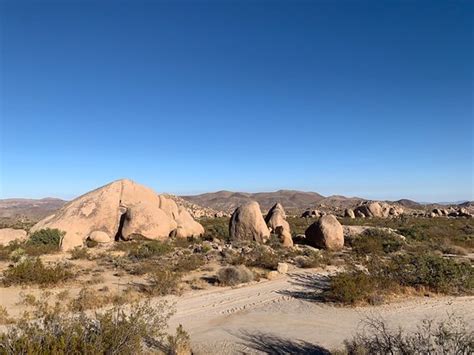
[164,267,474,354]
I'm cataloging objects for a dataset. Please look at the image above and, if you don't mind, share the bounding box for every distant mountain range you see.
[182,191,426,214]
[0,198,67,219]
[0,192,470,221]
[181,190,326,214]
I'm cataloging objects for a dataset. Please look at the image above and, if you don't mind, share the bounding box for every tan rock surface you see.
[30,179,202,250]
[305,215,344,250]
[0,228,27,246]
[229,201,270,243]
[175,206,205,238]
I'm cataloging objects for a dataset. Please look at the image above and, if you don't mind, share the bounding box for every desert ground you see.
[0,180,472,354]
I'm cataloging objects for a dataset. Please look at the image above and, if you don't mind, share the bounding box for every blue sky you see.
[0,0,472,202]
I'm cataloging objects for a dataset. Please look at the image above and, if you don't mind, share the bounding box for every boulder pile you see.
[265,203,293,247]
[353,201,404,218]
[30,179,204,251]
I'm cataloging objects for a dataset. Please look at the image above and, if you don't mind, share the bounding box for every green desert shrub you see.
[351,229,403,255]
[388,253,474,294]
[325,253,473,305]
[128,240,173,260]
[200,217,229,241]
[0,300,175,355]
[24,228,64,255]
[2,258,72,287]
[241,245,280,270]
[217,265,254,286]
[323,268,385,305]
[28,228,63,247]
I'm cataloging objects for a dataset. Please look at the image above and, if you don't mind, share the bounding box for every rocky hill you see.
[181,190,325,214]
[0,198,67,220]
[162,194,221,218]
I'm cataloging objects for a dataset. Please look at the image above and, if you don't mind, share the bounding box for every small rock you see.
[277,262,289,274]
[267,271,279,280]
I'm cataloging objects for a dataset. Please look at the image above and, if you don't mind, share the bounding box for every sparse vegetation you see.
[217,265,254,286]
[70,246,90,260]
[2,258,72,287]
[0,298,175,354]
[350,229,404,255]
[324,253,473,305]
[167,324,192,355]
[173,254,205,272]
[145,268,182,296]
[340,315,474,354]
[27,228,63,249]
[239,244,280,270]
[200,217,229,241]
[127,240,174,260]
[0,229,65,260]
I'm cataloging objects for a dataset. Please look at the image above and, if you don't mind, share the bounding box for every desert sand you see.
[162,267,474,354]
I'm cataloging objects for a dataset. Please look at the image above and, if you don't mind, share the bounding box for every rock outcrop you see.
[265,203,293,247]
[229,201,270,243]
[354,202,383,218]
[304,215,344,251]
[344,208,355,218]
[30,179,203,251]
[265,203,290,233]
[0,228,27,246]
[174,206,205,238]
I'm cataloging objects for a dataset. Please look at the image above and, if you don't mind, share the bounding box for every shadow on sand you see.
[276,272,331,302]
[236,330,331,354]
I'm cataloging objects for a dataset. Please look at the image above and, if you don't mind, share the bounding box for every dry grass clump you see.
[173,254,205,272]
[294,250,328,268]
[217,265,254,286]
[0,306,14,325]
[339,315,473,354]
[69,288,110,312]
[144,268,182,296]
[167,324,192,355]
[70,246,90,260]
[2,258,72,287]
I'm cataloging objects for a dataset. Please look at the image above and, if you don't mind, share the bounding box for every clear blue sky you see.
[0,0,472,202]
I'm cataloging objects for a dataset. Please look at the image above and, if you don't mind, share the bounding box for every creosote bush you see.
[128,240,174,260]
[324,253,473,305]
[350,229,403,255]
[3,258,72,287]
[240,245,280,270]
[217,265,254,286]
[0,298,176,355]
[389,253,474,294]
[27,228,64,250]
